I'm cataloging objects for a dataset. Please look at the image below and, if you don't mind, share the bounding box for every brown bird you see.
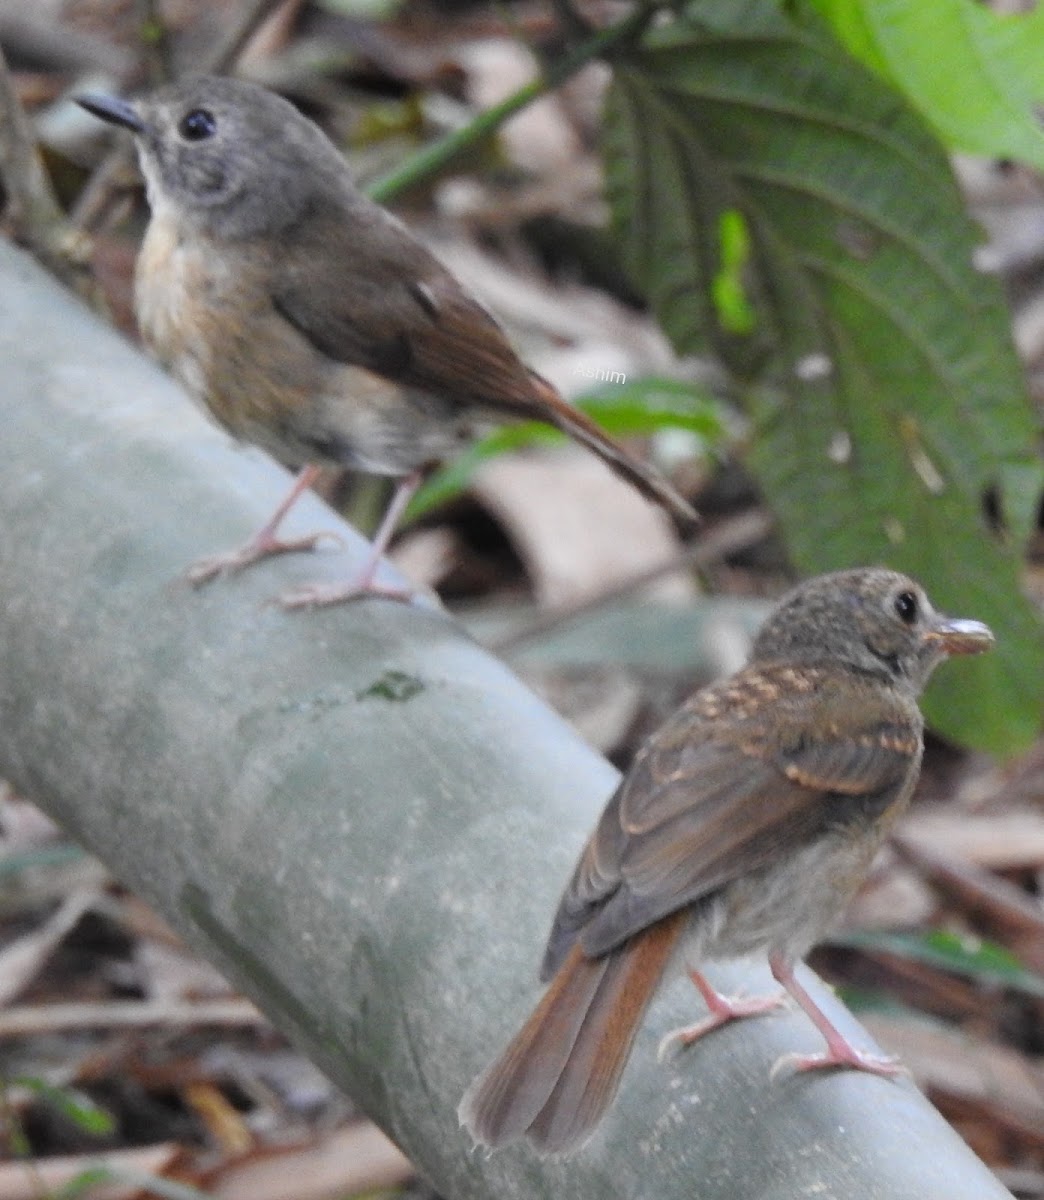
[76,76,697,609]
[459,567,993,1154]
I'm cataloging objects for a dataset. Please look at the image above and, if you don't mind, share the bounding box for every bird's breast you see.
[133,215,326,461]
[134,211,227,402]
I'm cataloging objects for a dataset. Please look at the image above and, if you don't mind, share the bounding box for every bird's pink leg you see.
[279,469,423,610]
[769,954,903,1078]
[657,968,786,1060]
[188,465,337,585]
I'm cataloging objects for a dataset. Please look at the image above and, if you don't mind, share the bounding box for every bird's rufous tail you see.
[458,911,686,1155]
[526,375,699,528]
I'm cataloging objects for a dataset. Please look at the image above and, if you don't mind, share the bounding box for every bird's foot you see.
[657,972,786,1060]
[770,1042,905,1081]
[278,578,415,610]
[188,530,341,586]
[766,953,906,1082]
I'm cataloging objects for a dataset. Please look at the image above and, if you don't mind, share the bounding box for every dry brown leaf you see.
[847,858,937,930]
[893,833,1044,973]
[520,667,644,753]
[184,1080,253,1156]
[0,784,63,847]
[428,236,677,380]
[135,938,239,1003]
[472,452,691,607]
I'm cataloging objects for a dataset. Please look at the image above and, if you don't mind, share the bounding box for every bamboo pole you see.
[0,241,1011,1200]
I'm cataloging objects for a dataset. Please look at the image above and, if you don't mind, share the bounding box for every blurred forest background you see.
[0,0,1043,1196]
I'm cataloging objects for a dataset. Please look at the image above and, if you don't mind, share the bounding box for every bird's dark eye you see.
[179,109,216,141]
[894,590,918,624]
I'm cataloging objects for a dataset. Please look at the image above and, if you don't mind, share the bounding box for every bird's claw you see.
[770,1046,906,1082]
[278,579,415,610]
[658,989,786,1061]
[188,530,342,586]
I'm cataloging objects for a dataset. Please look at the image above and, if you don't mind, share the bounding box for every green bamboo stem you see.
[0,240,1014,1200]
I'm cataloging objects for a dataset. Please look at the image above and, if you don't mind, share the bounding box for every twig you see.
[0,997,266,1038]
[0,45,92,293]
[0,1142,179,1200]
[490,507,776,654]
[206,1123,414,1199]
[368,0,656,203]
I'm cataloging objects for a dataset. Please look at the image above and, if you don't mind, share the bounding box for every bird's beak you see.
[924,616,994,656]
[76,93,145,134]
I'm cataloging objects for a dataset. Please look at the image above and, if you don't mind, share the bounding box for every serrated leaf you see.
[804,0,1044,167]
[604,1,1043,755]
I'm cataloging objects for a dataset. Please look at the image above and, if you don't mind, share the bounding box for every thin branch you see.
[367,1,656,204]
[0,998,266,1038]
[68,144,138,233]
[0,12,132,77]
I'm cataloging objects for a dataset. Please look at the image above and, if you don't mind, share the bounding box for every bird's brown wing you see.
[541,662,922,976]
[270,202,700,522]
[270,202,545,412]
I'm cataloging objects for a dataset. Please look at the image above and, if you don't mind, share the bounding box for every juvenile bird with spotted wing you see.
[460,567,993,1154]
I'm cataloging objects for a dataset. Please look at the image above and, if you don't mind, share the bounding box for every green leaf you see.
[12,1077,116,1135]
[571,377,729,440]
[834,929,1044,999]
[406,378,728,520]
[803,0,1044,168]
[604,0,1044,754]
[713,209,758,334]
